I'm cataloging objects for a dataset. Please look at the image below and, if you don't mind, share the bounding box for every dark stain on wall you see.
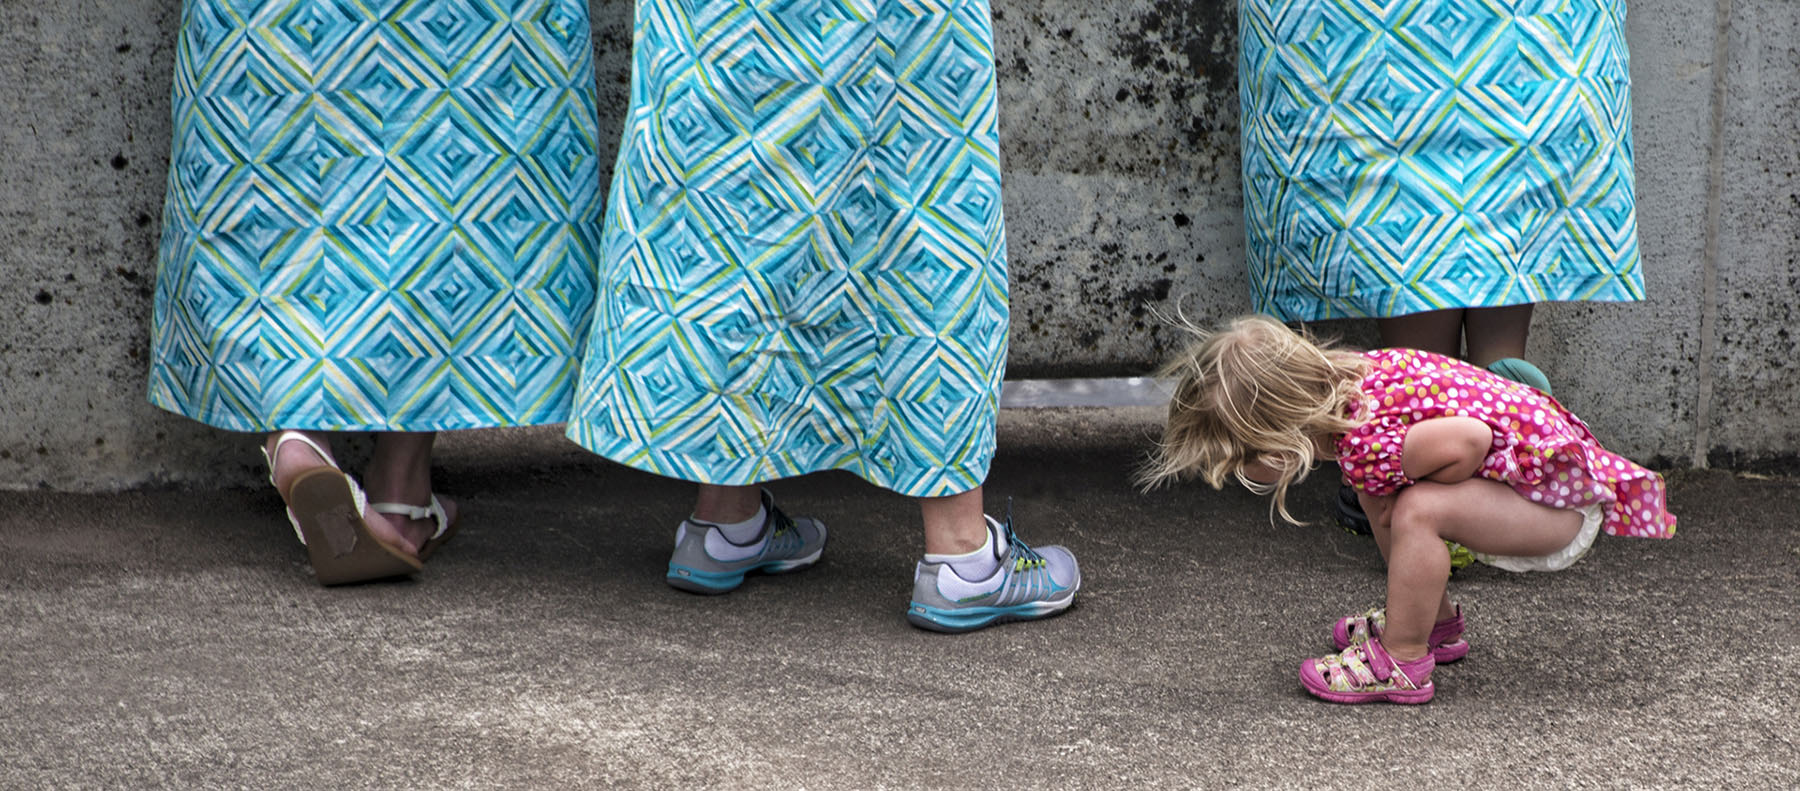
[1112,0,1238,150]
[995,1,1244,379]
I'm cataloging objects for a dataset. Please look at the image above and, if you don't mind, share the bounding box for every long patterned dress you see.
[149,0,602,431]
[566,0,1011,497]
[1239,0,1642,320]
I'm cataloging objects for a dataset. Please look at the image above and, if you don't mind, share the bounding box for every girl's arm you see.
[1400,417,1493,484]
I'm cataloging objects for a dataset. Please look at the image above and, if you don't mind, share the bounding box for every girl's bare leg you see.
[1381,479,1582,660]
[1359,491,1455,622]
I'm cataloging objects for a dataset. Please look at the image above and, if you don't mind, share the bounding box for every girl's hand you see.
[1401,416,1493,484]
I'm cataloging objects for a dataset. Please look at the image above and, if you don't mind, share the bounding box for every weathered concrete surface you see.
[1,0,182,491]
[997,1,1242,374]
[1,0,1798,491]
[1702,1,1800,467]
[2,409,1796,788]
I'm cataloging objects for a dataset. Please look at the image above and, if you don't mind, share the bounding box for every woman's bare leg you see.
[364,432,449,554]
[693,483,762,524]
[1376,308,1465,357]
[921,486,987,555]
[1462,304,1534,366]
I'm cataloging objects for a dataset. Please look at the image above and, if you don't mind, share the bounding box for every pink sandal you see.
[1333,605,1468,663]
[1300,638,1436,705]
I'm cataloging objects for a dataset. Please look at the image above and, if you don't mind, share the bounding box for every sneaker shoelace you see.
[769,505,795,537]
[997,510,1047,575]
[763,504,813,558]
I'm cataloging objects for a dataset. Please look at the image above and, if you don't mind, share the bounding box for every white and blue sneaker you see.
[665,491,827,595]
[907,513,1080,633]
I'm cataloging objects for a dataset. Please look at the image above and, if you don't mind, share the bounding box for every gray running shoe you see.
[665,491,826,594]
[907,512,1080,633]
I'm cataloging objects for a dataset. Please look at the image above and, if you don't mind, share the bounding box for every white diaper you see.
[1471,504,1604,572]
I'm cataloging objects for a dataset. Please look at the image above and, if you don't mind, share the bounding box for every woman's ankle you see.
[362,469,432,506]
[265,431,334,494]
[693,484,762,524]
[365,434,436,504]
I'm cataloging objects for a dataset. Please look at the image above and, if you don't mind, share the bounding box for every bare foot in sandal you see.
[363,432,458,559]
[266,431,419,557]
[264,431,422,584]
[369,495,459,559]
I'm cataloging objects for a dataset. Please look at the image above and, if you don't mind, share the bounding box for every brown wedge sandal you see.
[264,432,422,586]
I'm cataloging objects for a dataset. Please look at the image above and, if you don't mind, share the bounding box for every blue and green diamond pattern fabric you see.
[1239,0,1643,320]
[149,0,602,431]
[565,0,1011,498]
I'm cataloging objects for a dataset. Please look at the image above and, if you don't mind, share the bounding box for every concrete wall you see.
[2,0,1796,491]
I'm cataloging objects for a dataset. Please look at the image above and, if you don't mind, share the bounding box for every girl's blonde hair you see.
[1138,314,1370,524]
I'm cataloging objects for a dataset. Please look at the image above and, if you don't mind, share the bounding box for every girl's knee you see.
[1391,483,1457,536]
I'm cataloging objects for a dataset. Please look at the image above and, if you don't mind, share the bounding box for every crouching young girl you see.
[1141,315,1675,704]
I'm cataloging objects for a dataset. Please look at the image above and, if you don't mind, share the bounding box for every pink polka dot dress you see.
[1335,349,1676,540]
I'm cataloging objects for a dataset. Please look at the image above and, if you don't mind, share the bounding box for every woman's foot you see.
[907,512,1081,633]
[362,432,444,557]
[265,431,425,557]
[263,431,422,584]
[369,495,459,558]
[667,490,825,594]
[264,430,337,499]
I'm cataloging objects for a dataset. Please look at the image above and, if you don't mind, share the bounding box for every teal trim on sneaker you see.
[907,512,1080,633]
[908,598,1074,633]
[665,491,826,595]
[667,554,823,593]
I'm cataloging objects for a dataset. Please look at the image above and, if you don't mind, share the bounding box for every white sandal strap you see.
[371,495,449,541]
[260,431,341,487]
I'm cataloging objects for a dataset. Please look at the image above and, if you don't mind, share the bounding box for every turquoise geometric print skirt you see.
[149,1,602,431]
[566,0,1010,498]
[1239,0,1643,320]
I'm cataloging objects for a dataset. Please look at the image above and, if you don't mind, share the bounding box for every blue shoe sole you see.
[665,553,821,595]
[905,597,1075,633]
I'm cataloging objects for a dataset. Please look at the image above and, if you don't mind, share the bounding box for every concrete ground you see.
[3,408,1796,789]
